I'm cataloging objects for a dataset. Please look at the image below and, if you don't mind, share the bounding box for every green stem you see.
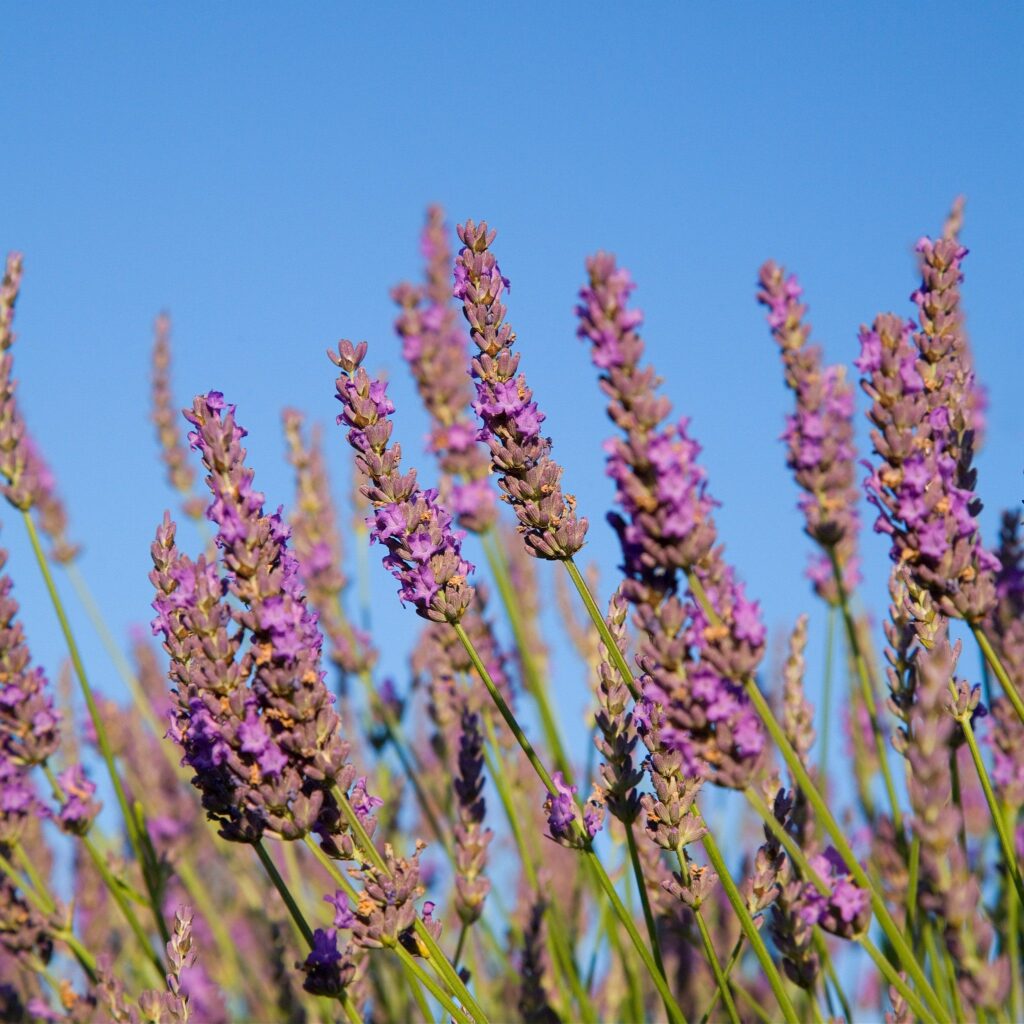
[699,935,743,1024]
[457,618,683,1022]
[972,624,1024,728]
[23,513,169,947]
[828,548,902,830]
[682,853,741,1024]
[341,991,364,1024]
[817,935,854,1024]
[254,840,314,947]
[394,941,473,1024]
[624,825,674,1024]
[564,559,639,700]
[819,605,836,776]
[957,705,1024,910]
[583,846,687,1024]
[906,835,921,940]
[701,826,798,1022]
[1005,802,1023,1023]
[453,622,557,795]
[453,921,469,971]
[482,531,574,784]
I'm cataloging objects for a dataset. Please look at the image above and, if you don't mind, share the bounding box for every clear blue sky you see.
[1,5,1021,803]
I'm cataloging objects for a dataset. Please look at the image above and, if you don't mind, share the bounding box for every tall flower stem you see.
[23,512,169,947]
[480,530,574,783]
[745,786,939,1024]
[624,825,672,1011]
[687,569,946,1019]
[972,625,1024,728]
[582,845,687,1024]
[819,606,836,776]
[676,848,741,1024]
[564,559,637,697]
[953,699,1024,910]
[333,787,489,1024]
[454,620,686,1024]
[480,714,596,1024]
[700,825,799,1023]
[699,935,744,1024]
[828,550,902,830]
[1004,802,1023,1023]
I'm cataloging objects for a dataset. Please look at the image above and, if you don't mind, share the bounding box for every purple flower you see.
[758,262,860,605]
[56,763,100,836]
[331,340,475,625]
[455,219,588,560]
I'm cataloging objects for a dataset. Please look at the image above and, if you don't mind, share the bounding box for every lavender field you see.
[2,7,1023,1023]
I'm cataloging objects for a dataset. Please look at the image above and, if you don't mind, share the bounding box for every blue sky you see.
[1,4,1021,813]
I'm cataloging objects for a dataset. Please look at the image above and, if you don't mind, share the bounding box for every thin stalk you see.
[254,840,314,947]
[862,933,939,1024]
[23,513,169,947]
[736,670,946,1018]
[819,605,836,776]
[957,705,1024,910]
[817,935,854,1024]
[481,530,574,784]
[393,942,473,1024]
[564,559,638,699]
[676,849,741,1024]
[828,549,902,830]
[481,719,594,1023]
[625,825,671,1007]
[582,845,687,1024]
[341,992,364,1024]
[65,564,164,740]
[732,979,774,1024]
[453,622,557,795]
[906,836,921,939]
[176,855,242,994]
[453,921,469,971]
[973,624,1024,728]
[457,618,685,1022]
[700,826,798,1023]
[1007,802,1024,1023]
[699,935,743,1024]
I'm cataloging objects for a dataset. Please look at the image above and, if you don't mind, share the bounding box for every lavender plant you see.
[1,202,1021,1024]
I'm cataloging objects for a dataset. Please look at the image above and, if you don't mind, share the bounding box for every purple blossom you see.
[330,339,475,624]
[455,219,588,560]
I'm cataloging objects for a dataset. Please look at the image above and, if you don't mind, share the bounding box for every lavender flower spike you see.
[758,261,860,604]
[453,707,492,924]
[394,206,498,534]
[859,240,997,621]
[455,220,588,560]
[151,393,353,842]
[330,339,475,624]
[151,313,205,521]
[578,252,766,788]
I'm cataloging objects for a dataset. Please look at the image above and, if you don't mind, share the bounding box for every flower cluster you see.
[394,206,498,533]
[859,241,997,621]
[151,393,353,842]
[578,252,766,789]
[758,261,860,603]
[455,220,588,560]
[331,339,475,623]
